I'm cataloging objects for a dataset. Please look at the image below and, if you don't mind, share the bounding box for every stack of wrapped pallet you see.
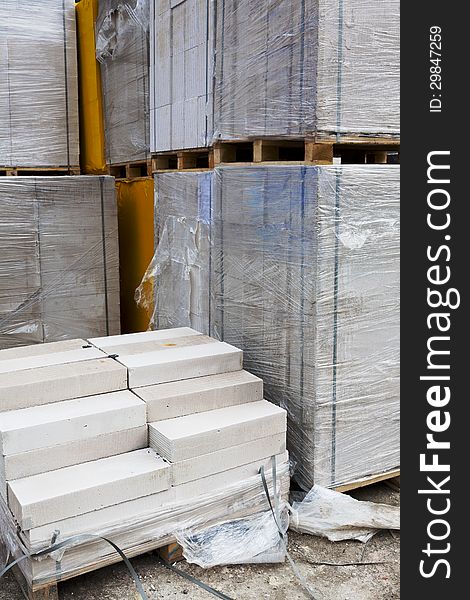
[0,1,121,349]
[145,0,400,492]
[0,328,288,592]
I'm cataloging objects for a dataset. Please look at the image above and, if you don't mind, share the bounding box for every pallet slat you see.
[152,138,400,172]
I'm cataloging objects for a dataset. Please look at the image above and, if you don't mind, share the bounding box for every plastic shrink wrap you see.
[212,165,400,490]
[0,457,289,588]
[141,165,399,490]
[137,172,213,334]
[290,485,400,542]
[0,177,120,350]
[96,0,150,164]
[0,0,79,168]
[214,0,400,141]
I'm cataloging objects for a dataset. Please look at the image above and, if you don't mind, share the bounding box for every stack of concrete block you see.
[0,176,121,350]
[149,0,399,151]
[0,328,288,589]
[96,0,151,164]
[0,0,79,168]
[150,0,214,152]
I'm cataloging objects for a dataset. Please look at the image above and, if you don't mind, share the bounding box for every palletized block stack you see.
[0,0,79,170]
[0,1,122,350]
[147,0,400,491]
[0,328,288,590]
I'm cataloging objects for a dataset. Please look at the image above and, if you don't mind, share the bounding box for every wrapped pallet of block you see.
[214,0,399,141]
[0,177,120,349]
[0,0,79,168]
[211,165,400,489]
[150,0,215,152]
[141,166,399,489]
[96,0,150,164]
[137,172,213,334]
[0,330,289,590]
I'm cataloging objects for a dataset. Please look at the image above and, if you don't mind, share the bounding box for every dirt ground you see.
[0,483,399,600]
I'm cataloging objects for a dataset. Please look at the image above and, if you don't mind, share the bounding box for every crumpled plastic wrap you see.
[177,507,288,568]
[290,485,400,543]
[0,0,79,168]
[0,177,120,350]
[140,165,399,490]
[214,0,399,140]
[96,0,150,164]
[0,457,289,588]
[136,172,213,334]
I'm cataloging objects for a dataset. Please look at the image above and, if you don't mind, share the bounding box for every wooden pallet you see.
[334,468,401,493]
[152,148,214,172]
[152,138,399,172]
[0,166,80,177]
[6,538,184,600]
[107,159,153,180]
[10,563,59,600]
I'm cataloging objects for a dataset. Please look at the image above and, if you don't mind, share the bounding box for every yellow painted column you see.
[75,0,107,174]
[116,179,155,333]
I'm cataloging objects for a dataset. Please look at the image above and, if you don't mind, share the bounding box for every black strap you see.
[0,534,148,600]
[158,557,234,600]
[259,459,318,600]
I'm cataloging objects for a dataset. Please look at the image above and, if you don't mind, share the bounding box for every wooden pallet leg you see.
[157,542,184,564]
[305,141,334,163]
[28,585,59,600]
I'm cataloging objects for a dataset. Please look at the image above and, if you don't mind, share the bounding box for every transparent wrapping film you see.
[0,458,289,588]
[290,485,400,542]
[142,165,399,490]
[96,0,150,164]
[0,177,120,350]
[177,506,289,568]
[0,0,79,169]
[136,172,213,334]
[214,0,399,141]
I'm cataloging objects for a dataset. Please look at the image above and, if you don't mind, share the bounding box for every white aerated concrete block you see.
[0,359,127,412]
[149,400,287,462]
[0,346,106,375]
[172,434,287,485]
[121,341,243,388]
[89,327,202,350]
[24,453,288,548]
[1,426,147,486]
[96,334,216,358]
[0,339,88,361]
[0,390,146,455]
[8,449,170,530]
[134,370,264,421]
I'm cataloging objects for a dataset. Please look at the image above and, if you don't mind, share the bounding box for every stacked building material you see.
[0,177,121,349]
[150,0,214,152]
[147,165,400,490]
[96,0,151,165]
[0,329,288,591]
[149,0,400,152]
[0,0,79,169]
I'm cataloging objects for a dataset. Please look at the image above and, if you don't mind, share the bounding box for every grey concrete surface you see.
[0,484,399,600]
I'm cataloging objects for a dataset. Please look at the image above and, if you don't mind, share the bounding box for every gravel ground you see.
[0,484,399,600]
